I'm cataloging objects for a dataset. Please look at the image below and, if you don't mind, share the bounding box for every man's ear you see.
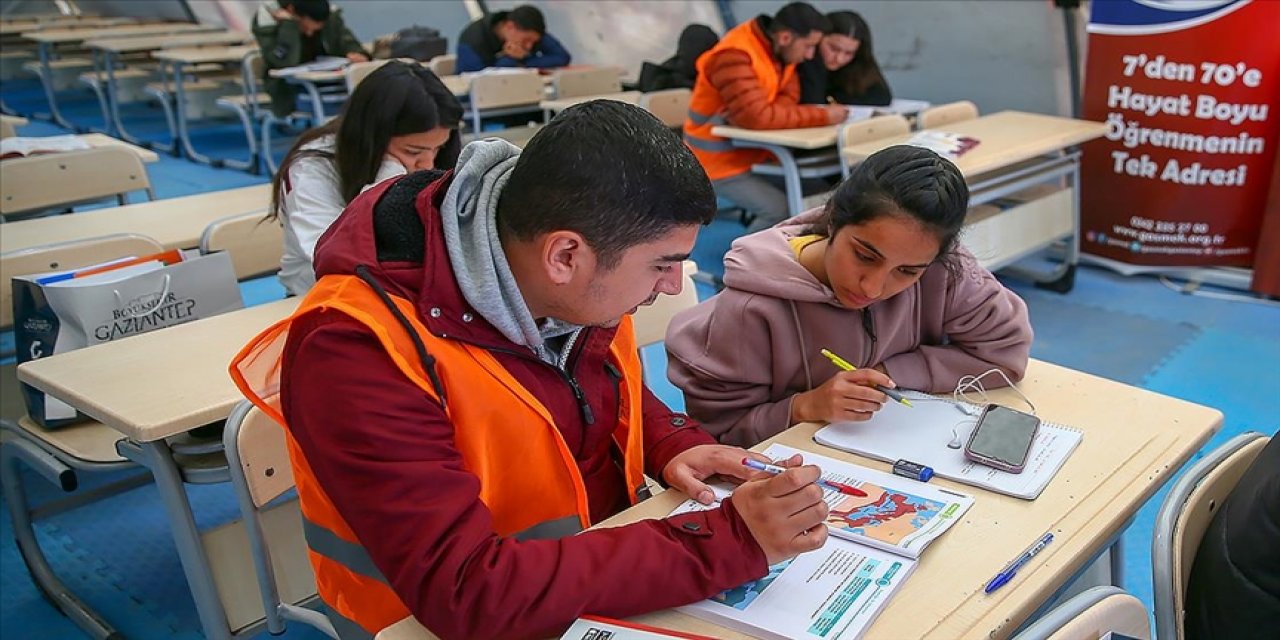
[541,230,591,285]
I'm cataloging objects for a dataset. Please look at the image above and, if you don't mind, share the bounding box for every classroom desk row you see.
[0,183,271,255]
[85,30,256,153]
[13,290,1221,639]
[20,21,218,129]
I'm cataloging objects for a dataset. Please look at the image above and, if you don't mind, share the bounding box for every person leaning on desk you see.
[456,4,571,73]
[253,0,369,118]
[231,101,835,640]
[666,145,1034,448]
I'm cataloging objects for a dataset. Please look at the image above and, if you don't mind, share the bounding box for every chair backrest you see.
[224,400,336,638]
[1012,586,1151,640]
[344,58,395,92]
[639,88,691,128]
[837,114,911,178]
[240,49,263,100]
[0,233,164,328]
[630,260,699,348]
[919,100,979,129]
[427,53,455,77]
[199,211,284,280]
[0,146,154,217]
[553,67,621,99]
[467,71,544,110]
[1153,431,1269,640]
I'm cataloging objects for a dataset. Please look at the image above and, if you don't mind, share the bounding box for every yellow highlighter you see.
[820,348,913,408]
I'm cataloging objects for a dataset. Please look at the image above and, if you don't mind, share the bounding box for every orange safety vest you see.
[230,274,649,639]
[683,19,796,181]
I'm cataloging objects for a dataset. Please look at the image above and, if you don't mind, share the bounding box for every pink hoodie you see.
[665,209,1033,447]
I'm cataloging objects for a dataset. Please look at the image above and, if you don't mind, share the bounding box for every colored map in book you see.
[826,483,947,546]
[710,559,792,611]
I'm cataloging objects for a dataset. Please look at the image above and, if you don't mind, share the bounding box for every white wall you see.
[26,0,1085,117]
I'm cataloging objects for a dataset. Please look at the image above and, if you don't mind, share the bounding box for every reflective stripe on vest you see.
[229,273,648,637]
[683,19,798,181]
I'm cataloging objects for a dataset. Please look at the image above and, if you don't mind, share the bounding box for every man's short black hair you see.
[497,100,715,269]
[771,2,831,35]
[505,5,546,35]
[286,0,330,22]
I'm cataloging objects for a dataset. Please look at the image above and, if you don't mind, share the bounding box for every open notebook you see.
[814,391,1082,499]
[672,444,973,640]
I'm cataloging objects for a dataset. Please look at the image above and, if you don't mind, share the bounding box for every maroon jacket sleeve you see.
[281,310,768,640]
[640,385,718,480]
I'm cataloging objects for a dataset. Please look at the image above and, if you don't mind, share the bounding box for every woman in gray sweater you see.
[666,145,1033,447]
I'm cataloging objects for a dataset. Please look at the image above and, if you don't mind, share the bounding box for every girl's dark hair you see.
[268,61,463,221]
[827,11,887,96]
[820,145,969,268]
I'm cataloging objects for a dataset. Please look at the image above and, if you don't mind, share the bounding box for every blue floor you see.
[4,79,1279,639]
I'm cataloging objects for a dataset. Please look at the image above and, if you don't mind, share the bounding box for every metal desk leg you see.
[172,61,219,166]
[1033,151,1080,293]
[731,140,805,216]
[1109,538,1125,587]
[298,79,326,123]
[138,439,234,640]
[734,140,805,216]
[36,42,75,129]
[105,50,173,153]
[86,50,112,134]
[1,439,119,640]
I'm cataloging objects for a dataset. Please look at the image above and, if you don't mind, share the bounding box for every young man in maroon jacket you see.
[259,100,832,639]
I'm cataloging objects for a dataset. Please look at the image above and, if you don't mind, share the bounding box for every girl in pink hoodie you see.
[666,145,1033,447]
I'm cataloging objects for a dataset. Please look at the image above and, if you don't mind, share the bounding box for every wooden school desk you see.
[16,298,300,640]
[0,183,270,255]
[84,31,254,148]
[540,90,642,120]
[267,65,349,123]
[843,111,1106,291]
[377,358,1221,640]
[150,44,258,167]
[77,132,160,162]
[23,23,217,129]
[710,120,844,217]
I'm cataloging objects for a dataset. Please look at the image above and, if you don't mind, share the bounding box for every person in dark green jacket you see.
[252,0,369,117]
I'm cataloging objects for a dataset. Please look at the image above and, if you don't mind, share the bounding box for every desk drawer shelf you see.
[963,185,1072,272]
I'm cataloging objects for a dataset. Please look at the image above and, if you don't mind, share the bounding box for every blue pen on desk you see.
[985,532,1054,594]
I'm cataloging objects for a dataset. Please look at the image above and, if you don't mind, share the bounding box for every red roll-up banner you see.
[1080,0,1280,268]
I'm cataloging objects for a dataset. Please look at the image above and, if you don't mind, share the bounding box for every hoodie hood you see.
[722,207,841,305]
[254,0,282,27]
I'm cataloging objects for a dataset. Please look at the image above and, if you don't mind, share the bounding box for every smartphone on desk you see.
[964,404,1041,473]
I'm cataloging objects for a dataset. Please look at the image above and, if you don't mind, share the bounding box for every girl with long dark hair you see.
[799,11,893,106]
[270,60,463,296]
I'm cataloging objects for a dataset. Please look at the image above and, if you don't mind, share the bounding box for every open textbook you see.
[672,444,973,639]
[814,391,1083,499]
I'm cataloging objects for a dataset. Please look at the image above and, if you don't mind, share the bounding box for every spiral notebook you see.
[813,391,1082,499]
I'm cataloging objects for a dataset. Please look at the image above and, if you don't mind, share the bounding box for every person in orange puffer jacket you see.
[684,2,849,233]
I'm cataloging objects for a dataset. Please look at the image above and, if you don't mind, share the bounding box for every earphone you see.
[907,368,1035,449]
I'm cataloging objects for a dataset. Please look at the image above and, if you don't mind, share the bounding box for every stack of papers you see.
[903,130,981,158]
[273,56,349,76]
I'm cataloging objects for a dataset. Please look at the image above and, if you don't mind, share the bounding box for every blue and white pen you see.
[985,532,1054,594]
[741,458,867,497]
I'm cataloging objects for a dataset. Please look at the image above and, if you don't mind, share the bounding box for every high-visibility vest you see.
[683,19,797,181]
[230,273,649,638]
